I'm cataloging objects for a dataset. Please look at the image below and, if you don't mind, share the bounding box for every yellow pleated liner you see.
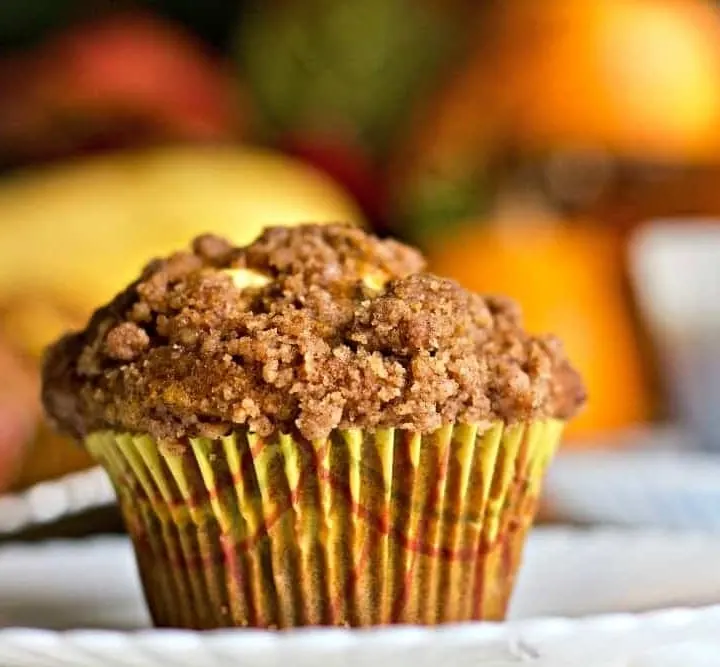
[86,419,564,629]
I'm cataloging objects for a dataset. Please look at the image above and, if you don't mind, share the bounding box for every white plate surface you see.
[2,528,720,666]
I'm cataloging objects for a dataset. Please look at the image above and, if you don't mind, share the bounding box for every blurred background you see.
[1,0,720,533]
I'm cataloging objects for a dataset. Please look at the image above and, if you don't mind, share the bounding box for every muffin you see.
[42,223,585,629]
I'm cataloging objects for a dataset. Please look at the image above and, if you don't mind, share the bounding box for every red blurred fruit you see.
[281,132,386,224]
[0,11,245,166]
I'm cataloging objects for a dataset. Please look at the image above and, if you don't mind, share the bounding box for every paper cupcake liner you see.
[86,419,563,629]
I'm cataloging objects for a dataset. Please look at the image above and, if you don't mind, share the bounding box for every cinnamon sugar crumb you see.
[104,323,150,362]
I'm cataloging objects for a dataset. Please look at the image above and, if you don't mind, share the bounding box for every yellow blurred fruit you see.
[427,221,652,441]
[0,145,364,309]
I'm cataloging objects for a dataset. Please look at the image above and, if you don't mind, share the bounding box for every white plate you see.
[545,427,720,530]
[0,467,115,536]
[2,528,720,666]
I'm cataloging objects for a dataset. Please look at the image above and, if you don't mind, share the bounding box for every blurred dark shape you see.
[0,0,87,50]
[0,505,125,543]
[579,163,720,232]
[0,11,247,169]
[142,0,247,50]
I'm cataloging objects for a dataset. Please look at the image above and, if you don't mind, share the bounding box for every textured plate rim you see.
[1,605,720,648]
[0,466,115,535]
[3,531,720,662]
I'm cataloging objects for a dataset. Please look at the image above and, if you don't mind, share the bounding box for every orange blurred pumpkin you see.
[391,0,720,237]
[493,0,720,160]
[427,220,652,441]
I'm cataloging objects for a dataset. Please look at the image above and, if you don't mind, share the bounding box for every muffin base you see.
[87,420,563,628]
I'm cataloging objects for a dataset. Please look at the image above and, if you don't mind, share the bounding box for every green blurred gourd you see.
[236,0,460,158]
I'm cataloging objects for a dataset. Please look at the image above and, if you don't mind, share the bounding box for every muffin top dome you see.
[42,224,585,442]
